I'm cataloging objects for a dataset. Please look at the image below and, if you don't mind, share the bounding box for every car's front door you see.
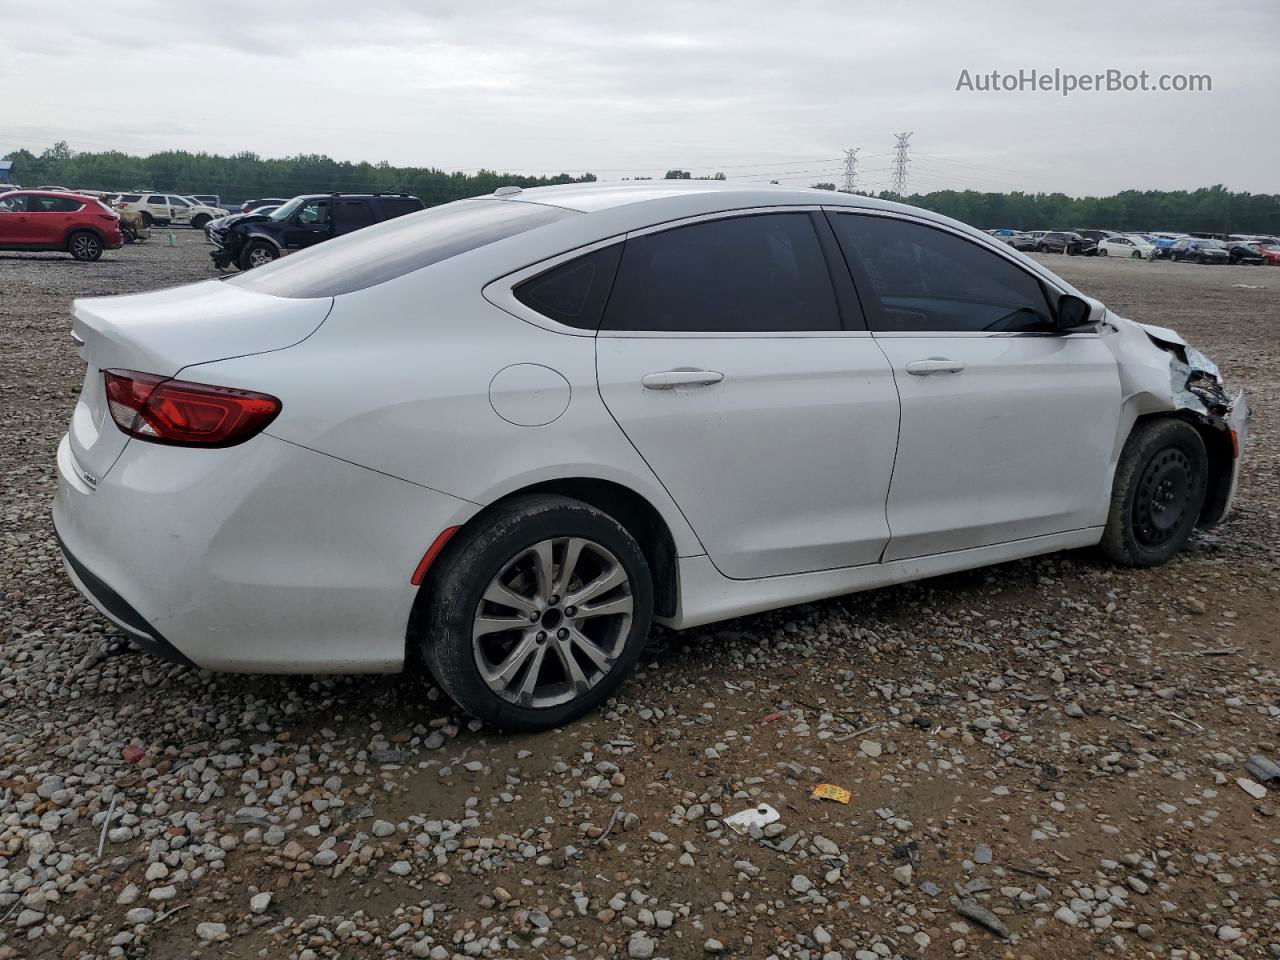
[0,193,35,244]
[283,199,331,248]
[828,211,1122,561]
[595,210,901,580]
[166,196,192,223]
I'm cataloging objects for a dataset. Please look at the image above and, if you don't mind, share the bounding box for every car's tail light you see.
[104,370,281,447]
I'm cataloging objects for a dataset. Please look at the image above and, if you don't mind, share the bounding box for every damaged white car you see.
[53,183,1248,729]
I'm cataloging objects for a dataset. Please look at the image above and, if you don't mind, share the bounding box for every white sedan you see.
[54,183,1248,729]
[1098,234,1156,259]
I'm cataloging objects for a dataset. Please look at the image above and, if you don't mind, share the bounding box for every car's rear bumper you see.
[53,432,478,673]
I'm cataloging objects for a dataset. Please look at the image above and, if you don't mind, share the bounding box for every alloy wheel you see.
[248,247,275,268]
[471,537,634,708]
[71,235,100,260]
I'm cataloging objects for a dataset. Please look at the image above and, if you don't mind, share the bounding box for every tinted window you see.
[28,196,83,213]
[227,199,576,299]
[377,197,424,219]
[514,245,623,330]
[0,194,28,212]
[829,214,1053,334]
[147,195,166,205]
[602,213,839,333]
[118,194,141,203]
[333,200,376,231]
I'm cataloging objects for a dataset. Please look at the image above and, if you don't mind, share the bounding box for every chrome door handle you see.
[641,369,725,390]
[905,358,966,376]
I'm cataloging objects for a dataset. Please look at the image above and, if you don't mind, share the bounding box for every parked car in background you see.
[1171,238,1230,264]
[1224,240,1266,265]
[53,183,1248,729]
[1037,231,1097,255]
[0,189,123,260]
[1146,234,1184,259]
[190,194,221,208]
[210,193,424,270]
[1025,230,1048,242]
[1256,242,1280,266]
[1074,229,1122,244]
[239,197,289,214]
[1003,232,1039,252]
[176,196,230,230]
[112,193,179,227]
[1097,234,1155,259]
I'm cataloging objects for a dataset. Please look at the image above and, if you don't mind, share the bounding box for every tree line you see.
[5,142,1276,233]
[835,184,1280,235]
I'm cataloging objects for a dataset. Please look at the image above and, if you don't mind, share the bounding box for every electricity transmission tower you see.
[841,148,860,193]
[891,132,913,197]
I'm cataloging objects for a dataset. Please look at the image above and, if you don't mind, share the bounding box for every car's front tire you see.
[420,495,654,730]
[239,241,279,270]
[67,231,104,262]
[1100,418,1208,567]
[1098,248,1108,257]
[190,214,211,230]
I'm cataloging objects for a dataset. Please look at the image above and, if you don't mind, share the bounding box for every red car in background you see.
[1258,243,1280,266]
[0,190,124,261]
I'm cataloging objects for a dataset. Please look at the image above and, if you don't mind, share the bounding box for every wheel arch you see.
[1128,410,1234,526]
[406,476,681,664]
[64,226,106,249]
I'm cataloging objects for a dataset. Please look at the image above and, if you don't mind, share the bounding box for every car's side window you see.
[297,200,330,225]
[147,195,166,205]
[0,195,28,212]
[828,213,1055,334]
[601,212,841,333]
[168,196,190,207]
[514,245,623,330]
[29,196,82,213]
[334,200,375,231]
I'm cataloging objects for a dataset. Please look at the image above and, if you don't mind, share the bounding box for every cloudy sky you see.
[3,0,1276,196]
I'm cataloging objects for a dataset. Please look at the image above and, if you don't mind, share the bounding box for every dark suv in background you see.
[210,193,424,270]
[1036,231,1097,256]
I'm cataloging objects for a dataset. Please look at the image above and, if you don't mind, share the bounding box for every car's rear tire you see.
[140,212,153,227]
[190,214,211,230]
[1100,418,1208,567]
[68,231,103,262]
[1098,248,1108,256]
[239,241,278,270]
[420,494,654,731]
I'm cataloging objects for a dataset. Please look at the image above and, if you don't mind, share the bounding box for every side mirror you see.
[1056,294,1094,331]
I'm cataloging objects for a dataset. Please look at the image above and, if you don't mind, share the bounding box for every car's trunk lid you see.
[68,279,332,482]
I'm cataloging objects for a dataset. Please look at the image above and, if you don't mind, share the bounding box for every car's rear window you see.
[226,199,577,298]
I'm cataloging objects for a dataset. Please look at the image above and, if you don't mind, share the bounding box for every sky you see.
[2,0,1276,197]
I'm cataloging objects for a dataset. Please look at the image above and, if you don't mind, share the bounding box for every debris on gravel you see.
[1,243,1277,957]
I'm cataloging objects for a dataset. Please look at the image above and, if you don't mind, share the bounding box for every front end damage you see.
[1103,313,1248,526]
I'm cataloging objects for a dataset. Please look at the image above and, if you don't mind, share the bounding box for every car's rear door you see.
[827,210,1121,561]
[26,195,79,246]
[595,209,901,580]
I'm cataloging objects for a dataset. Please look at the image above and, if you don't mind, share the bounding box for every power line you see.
[891,132,913,197]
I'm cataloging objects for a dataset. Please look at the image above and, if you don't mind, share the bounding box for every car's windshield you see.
[269,197,307,221]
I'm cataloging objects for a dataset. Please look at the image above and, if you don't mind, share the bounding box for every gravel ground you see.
[1,237,1278,960]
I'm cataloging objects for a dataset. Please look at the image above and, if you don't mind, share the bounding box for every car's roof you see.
[505,180,916,216]
[1,189,97,200]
